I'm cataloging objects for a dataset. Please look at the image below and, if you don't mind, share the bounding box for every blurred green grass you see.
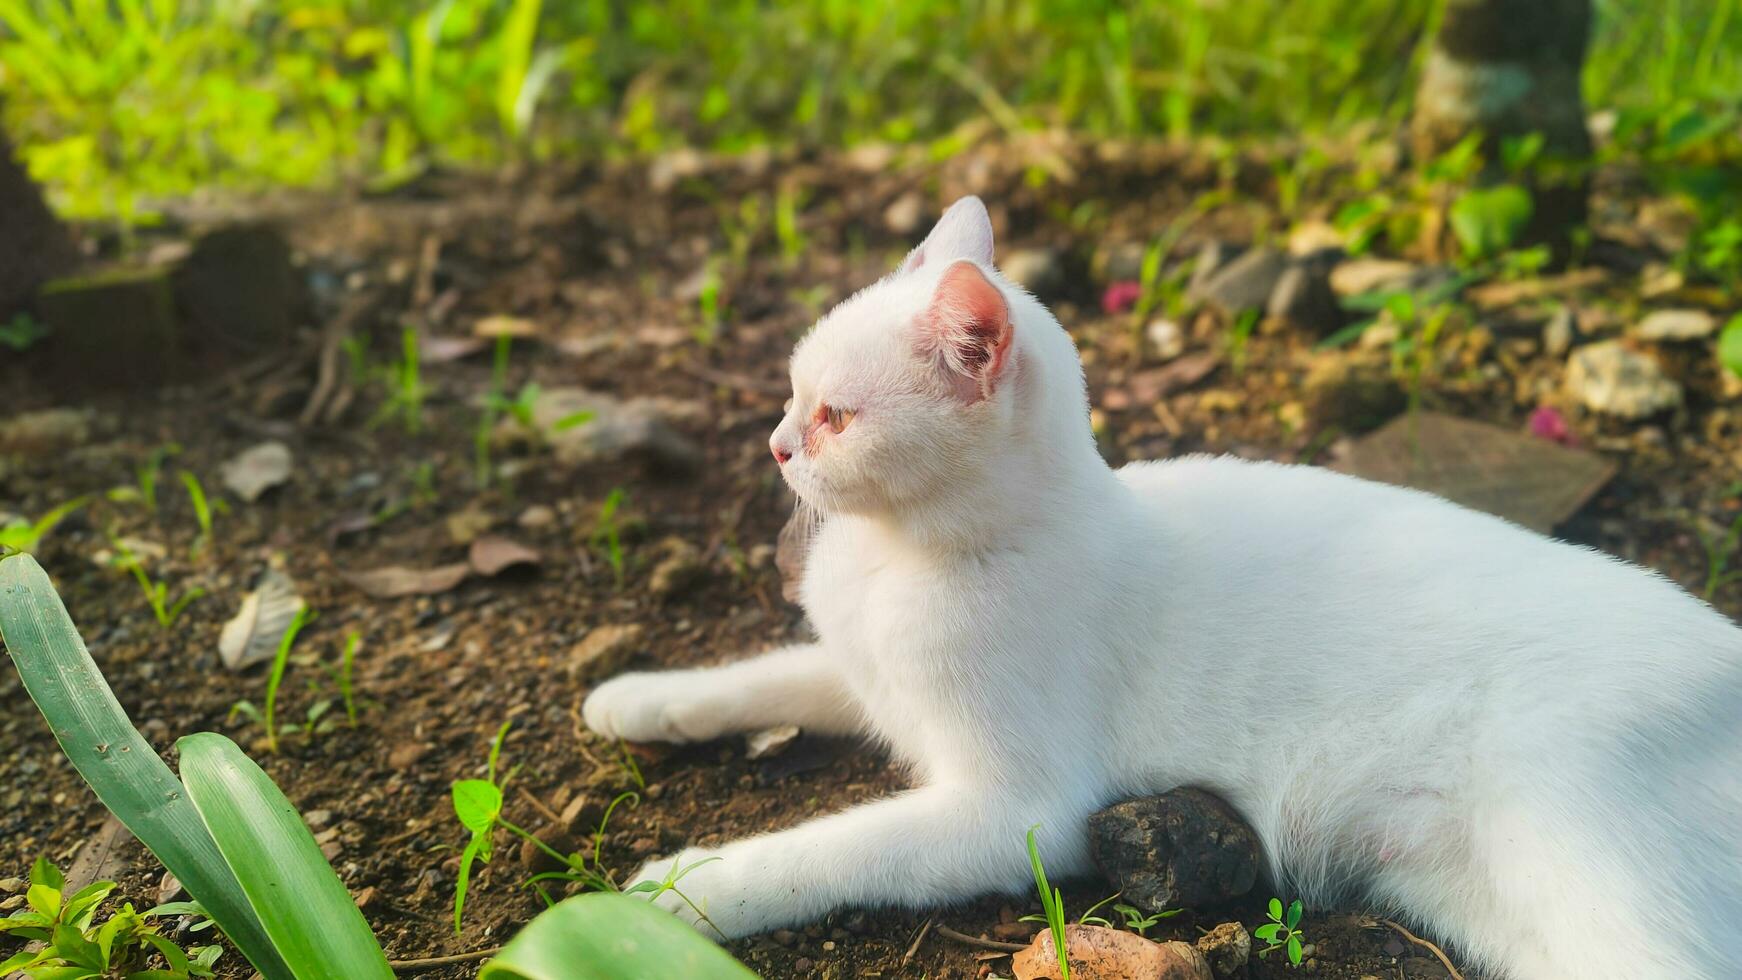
[1,0,1738,218]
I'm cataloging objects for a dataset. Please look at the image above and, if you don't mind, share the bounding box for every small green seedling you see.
[335,631,362,725]
[0,856,223,978]
[1026,825,1071,980]
[109,537,204,629]
[124,443,183,513]
[369,326,426,434]
[1697,507,1742,600]
[591,488,628,588]
[695,264,725,345]
[0,497,88,555]
[179,470,216,557]
[1112,901,1180,937]
[473,336,593,486]
[452,719,519,934]
[1255,897,1307,966]
[229,606,313,753]
[0,313,49,352]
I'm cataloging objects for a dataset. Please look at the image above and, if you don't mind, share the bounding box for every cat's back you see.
[1113,453,1742,707]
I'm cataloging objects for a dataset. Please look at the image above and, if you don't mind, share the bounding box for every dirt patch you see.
[3,138,1738,979]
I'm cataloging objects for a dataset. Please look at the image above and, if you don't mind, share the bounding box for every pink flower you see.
[1101,280,1142,315]
[1528,405,1576,446]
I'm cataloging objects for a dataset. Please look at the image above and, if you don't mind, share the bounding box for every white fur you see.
[584,196,1742,978]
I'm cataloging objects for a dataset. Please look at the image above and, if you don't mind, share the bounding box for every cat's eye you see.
[824,406,855,434]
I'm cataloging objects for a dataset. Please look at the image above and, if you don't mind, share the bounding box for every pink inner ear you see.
[922,261,1013,401]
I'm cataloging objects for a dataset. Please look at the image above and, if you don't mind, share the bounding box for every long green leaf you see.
[477,892,759,980]
[0,554,294,980]
[176,733,393,980]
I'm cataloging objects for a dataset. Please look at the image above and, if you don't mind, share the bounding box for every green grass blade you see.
[477,892,758,980]
[176,732,392,979]
[0,554,294,980]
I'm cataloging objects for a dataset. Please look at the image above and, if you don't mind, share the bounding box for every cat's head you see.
[771,196,1094,526]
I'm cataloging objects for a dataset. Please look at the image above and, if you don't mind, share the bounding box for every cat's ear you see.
[899,196,994,275]
[917,260,1013,402]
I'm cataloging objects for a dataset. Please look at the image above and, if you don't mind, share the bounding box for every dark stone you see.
[1087,788,1261,913]
[35,266,181,389]
[1191,247,1287,319]
[519,823,576,875]
[172,224,303,353]
[0,128,80,318]
[1302,350,1407,434]
[1268,263,1343,335]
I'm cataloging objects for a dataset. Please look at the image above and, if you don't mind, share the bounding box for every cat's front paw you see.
[581,672,735,743]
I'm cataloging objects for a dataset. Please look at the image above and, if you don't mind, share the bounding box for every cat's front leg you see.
[624,783,1093,939]
[582,643,861,744]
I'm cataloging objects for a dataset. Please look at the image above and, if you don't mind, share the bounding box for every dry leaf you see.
[220,441,293,502]
[469,534,541,576]
[1012,925,1211,980]
[342,563,471,598]
[218,569,306,671]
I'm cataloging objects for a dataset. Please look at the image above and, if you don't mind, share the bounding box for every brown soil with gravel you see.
[3,135,1739,980]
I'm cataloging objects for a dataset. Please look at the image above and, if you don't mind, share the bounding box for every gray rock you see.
[1186,241,1244,298]
[1329,258,1457,299]
[532,386,702,471]
[1087,789,1261,913]
[1565,341,1683,418]
[1191,247,1288,318]
[1000,248,1066,297]
[1634,308,1717,342]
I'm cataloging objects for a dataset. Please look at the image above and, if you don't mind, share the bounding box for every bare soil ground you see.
[4,137,1739,979]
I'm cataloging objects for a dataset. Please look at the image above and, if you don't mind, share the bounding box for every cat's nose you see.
[771,439,793,465]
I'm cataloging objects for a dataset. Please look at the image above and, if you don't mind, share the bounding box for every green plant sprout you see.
[129,444,184,513]
[695,263,725,345]
[0,857,224,978]
[1256,897,1308,966]
[229,606,314,754]
[1696,508,1742,600]
[775,183,809,267]
[109,536,204,628]
[0,497,88,555]
[591,488,629,588]
[369,326,425,434]
[0,312,49,352]
[474,335,594,486]
[1026,825,1071,980]
[179,469,219,558]
[1228,307,1262,374]
[335,632,362,726]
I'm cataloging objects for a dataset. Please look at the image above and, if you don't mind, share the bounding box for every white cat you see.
[584,196,1742,980]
